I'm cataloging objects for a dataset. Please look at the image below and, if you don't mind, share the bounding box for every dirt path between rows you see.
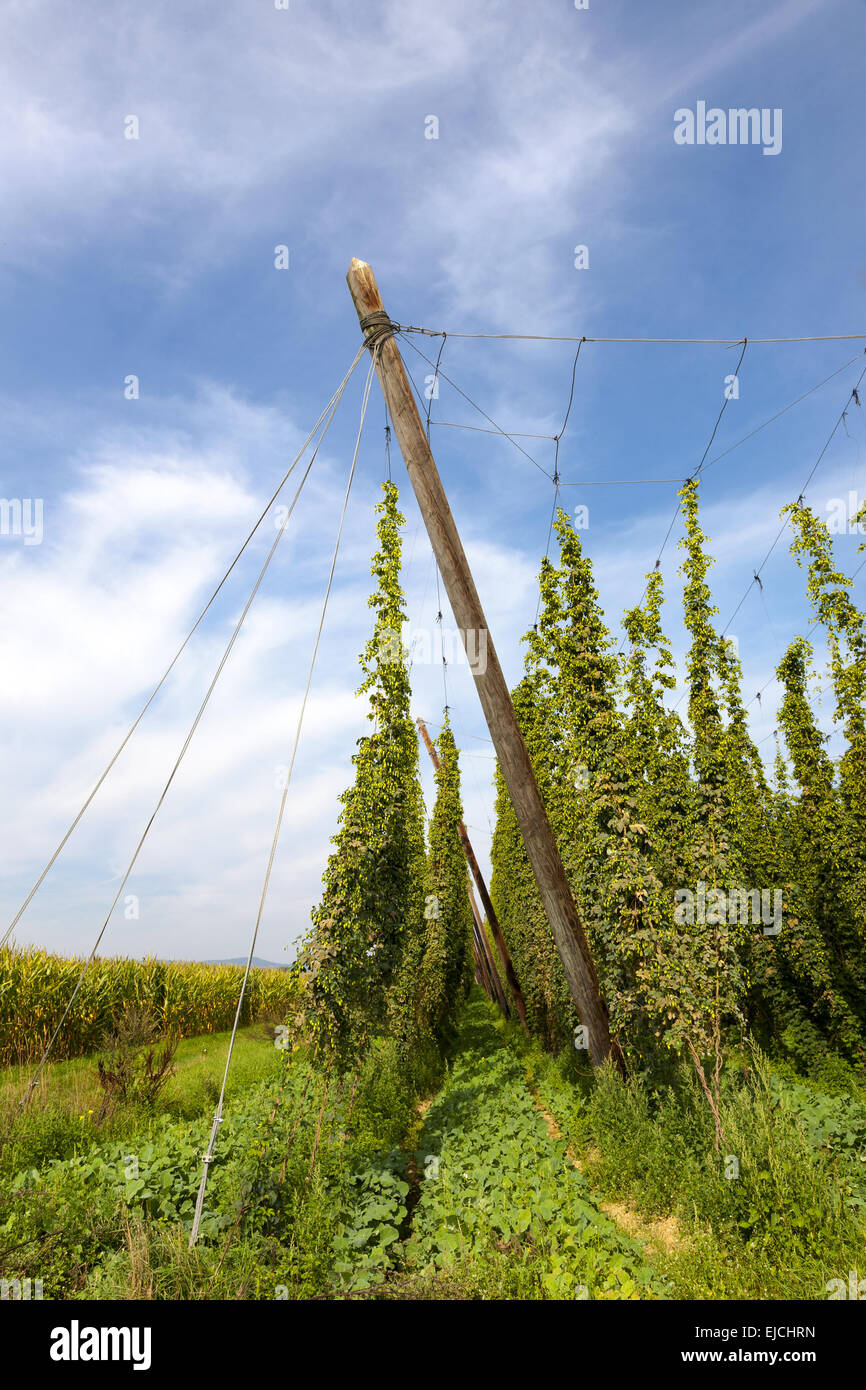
[399,1097,435,1243]
[530,1086,686,1261]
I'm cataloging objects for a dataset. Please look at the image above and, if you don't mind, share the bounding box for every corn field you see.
[0,945,300,1066]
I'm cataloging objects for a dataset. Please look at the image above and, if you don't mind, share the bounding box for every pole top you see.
[346,258,385,320]
[347,260,397,351]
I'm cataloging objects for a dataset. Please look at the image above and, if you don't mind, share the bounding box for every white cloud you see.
[0,376,536,961]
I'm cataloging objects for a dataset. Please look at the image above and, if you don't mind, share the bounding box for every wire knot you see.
[359,311,397,351]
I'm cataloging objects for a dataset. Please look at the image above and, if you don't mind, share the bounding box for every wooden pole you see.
[417,716,528,1031]
[472,921,499,1009]
[472,936,492,1000]
[469,881,510,1017]
[347,258,620,1070]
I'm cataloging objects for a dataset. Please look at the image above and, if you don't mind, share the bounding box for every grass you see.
[0,1023,281,1182]
[513,1020,866,1300]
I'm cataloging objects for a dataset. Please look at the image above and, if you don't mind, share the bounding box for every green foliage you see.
[621,570,693,884]
[767,637,865,1059]
[93,1003,178,1119]
[490,476,866,1107]
[776,504,866,1059]
[331,1152,410,1291]
[490,665,576,1050]
[492,503,747,1083]
[299,481,427,1066]
[409,716,475,1048]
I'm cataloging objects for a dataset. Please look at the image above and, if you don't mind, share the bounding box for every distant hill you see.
[205,957,291,971]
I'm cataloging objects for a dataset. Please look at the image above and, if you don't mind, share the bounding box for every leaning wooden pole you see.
[347,259,621,1071]
[417,716,528,1031]
[472,935,493,1001]
[472,921,501,1011]
[468,881,510,1017]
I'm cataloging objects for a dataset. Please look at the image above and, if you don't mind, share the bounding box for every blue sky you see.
[1,0,864,965]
